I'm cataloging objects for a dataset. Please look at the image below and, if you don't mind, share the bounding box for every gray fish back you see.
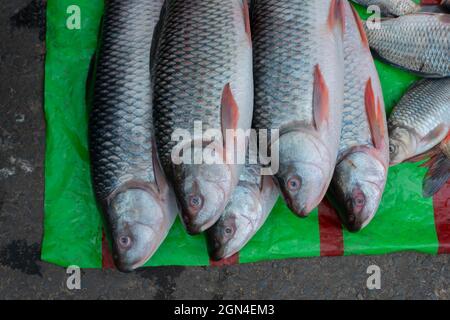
[89,0,164,200]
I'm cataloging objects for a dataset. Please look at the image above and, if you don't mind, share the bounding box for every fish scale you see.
[90,0,164,200]
[389,78,450,139]
[252,0,320,130]
[154,0,239,171]
[364,13,450,77]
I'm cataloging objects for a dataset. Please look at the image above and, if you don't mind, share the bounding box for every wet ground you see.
[0,0,449,300]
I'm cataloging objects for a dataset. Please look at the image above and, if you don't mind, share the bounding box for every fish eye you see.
[118,236,132,249]
[389,143,398,155]
[225,227,233,235]
[287,176,302,192]
[189,194,204,210]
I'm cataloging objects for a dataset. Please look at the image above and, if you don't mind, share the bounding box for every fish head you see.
[331,151,387,232]
[276,131,332,217]
[173,144,234,235]
[206,183,261,260]
[388,126,417,165]
[107,189,164,272]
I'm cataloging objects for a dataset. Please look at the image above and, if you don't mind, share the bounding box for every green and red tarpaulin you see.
[42,0,450,269]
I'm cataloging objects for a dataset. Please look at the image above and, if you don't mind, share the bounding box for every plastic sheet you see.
[42,0,449,268]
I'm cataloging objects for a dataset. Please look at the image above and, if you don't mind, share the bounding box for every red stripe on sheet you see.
[433,181,450,254]
[210,253,239,267]
[420,0,441,4]
[102,229,115,269]
[318,199,344,257]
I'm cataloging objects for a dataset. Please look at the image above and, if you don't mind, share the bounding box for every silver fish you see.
[364,13,450,78]
[352,0,420,16]
[206,162,278,261]
[388,78,450,165]
[330,2,389,232]
[252,0,345,217]
[89,0,177,272]
[153,0,254,234]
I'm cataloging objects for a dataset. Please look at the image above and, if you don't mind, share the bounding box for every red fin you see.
[423,152,450,198]
[350,5,369,48]
[242,0,252,44]
[312,65,330,131]
[420,124,448,146]
[328,0,346,35]
[365,78,385,149]
[221,83,240,141]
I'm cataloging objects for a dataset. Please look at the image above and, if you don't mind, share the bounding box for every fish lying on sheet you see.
[329,1,389,232]
[252,0,345,217]
[89,0,176,272]
[388,78,450,166]
[207,161,279,261]
[153,0,254,234]
[364,13,450,78]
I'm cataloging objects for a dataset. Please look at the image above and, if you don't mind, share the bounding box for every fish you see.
[329,1,389,232]
[88,0,177,272]
[352,0,420,16]
[252,0,345,217]
[364,13,450,78]
[206,161,279,261]
[153,0,254,234]
[388,78,450,166]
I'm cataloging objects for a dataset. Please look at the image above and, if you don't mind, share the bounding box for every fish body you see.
[252,0,345,217]
[329,2,389,232]
[207,162,278,260]
[388,78,450,165]
[89,0,176,272]
[364,13,450,78]
[153,0,254,234]
[352,0,420,16]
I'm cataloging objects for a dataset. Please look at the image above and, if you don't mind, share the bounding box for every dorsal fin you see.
[312,65,330,131]
[365,78,385,149]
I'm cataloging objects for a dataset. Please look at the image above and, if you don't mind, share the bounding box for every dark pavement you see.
[0,0,449,300]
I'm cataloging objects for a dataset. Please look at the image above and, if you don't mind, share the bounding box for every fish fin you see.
[365,78,385,149]
[312,65,330,131]
[419,124,448,148]
[328,0,346,35]
[152,141,167,194]
[242,0,252,43]
[422,152,450,197]
[350,5,369,48]
[406,145,441,163]
[221,83,240,152]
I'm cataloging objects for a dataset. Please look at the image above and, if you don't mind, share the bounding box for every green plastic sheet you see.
[42,0,442,268]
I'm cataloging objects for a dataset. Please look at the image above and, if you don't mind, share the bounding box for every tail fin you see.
[422,152,450,198]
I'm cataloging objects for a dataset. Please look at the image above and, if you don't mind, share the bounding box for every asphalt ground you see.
[0,0,449,300]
